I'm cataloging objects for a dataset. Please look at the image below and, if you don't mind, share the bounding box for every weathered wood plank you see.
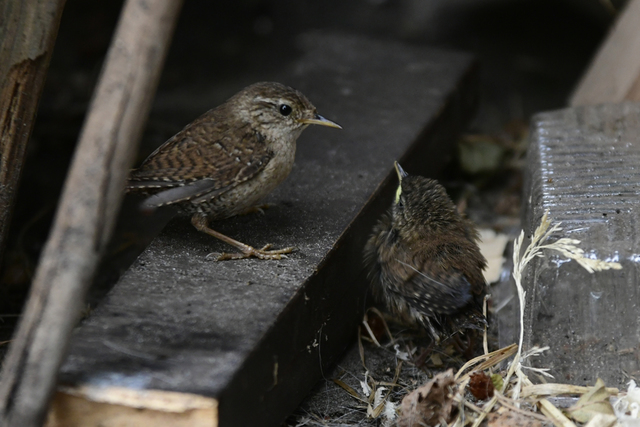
[46,387,216,427]
[51,32,478,427]
[523,102,640,386]
[570,0,640,105]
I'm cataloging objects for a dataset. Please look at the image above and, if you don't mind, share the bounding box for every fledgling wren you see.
[128,82,341,260]
[364,162,488,341]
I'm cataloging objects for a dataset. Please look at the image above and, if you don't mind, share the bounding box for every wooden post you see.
[0,0,183,426]
[0,0,66,266]
[570,0,640,105]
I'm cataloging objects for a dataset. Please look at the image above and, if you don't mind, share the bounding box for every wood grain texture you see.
[570,0,640,105]
[0,1,183,426]
[47,387,217,427]
[56,32,479,427]
[0,0,66,265]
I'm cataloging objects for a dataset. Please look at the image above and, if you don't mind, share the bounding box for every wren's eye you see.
[279,104,292,116]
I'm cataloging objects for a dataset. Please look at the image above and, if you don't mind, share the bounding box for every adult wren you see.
[364,162,487,340]
[128,82,341,260]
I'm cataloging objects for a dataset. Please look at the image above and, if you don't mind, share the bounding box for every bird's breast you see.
[260,135,297,187]
[213,136,297,218]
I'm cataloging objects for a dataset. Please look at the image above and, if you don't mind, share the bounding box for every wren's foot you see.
[191,214,295,261]
[239,203,274,216]
[215,244,295,261]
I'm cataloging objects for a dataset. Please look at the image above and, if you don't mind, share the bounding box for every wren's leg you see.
[423,317,441,344]
[190,214,295,261]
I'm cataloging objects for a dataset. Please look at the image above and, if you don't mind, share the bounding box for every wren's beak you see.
[394,161,408,181]
[298,114,342,129]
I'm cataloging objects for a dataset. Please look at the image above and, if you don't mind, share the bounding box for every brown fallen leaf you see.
[469,372,494,400]
[397,369,456,427]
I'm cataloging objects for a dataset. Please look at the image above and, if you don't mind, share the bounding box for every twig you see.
[455,343,517,382]
[0,1,183,425]
[494,392,550,422]
[471,395,498,427]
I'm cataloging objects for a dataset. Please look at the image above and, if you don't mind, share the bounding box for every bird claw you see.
[205,252,219,261]
[211,245,295,261]
[239,204,275,216]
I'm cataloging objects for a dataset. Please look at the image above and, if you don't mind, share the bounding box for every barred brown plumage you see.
[128,82,340,260]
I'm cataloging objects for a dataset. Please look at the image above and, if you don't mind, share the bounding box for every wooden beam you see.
[46,386,217,427]
[0,0,66,265]
[53,33,479,427]
[570,0,640,106]
[0,0,183,426]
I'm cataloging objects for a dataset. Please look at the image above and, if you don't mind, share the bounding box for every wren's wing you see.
[128,111,272,208]
[390,252,475,317]
[135,179,225,210]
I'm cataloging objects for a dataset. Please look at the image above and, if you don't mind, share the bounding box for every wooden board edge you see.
[45,385,218,427]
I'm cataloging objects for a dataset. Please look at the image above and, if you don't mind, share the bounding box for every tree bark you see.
[0,0,183,426]
[0,0,66,266]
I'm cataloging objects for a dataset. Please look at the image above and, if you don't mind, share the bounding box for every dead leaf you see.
[469,372,494,400]
[430,353,443,367]
[477,228,509,283]
[583,413,617,427]
[458,135,505,174]
[490,373,504,392]
[397,369,456,427]
[566,378,615,424]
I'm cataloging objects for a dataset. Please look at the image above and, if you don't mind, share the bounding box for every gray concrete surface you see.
[523,102,640,386]
[58,32,478,426]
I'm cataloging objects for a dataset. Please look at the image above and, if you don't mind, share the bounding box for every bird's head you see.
[391,162,460,237]
[236,82,341,139]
